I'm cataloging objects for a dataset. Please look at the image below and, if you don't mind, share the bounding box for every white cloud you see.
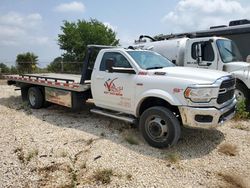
[118,33,137,46]
[0,12,42,28]
[0,12,49,46]
[162,0,250,33]
[54,1,85,13]
[0,26,25,37]
[103,22,118,31]
[0,11,61,63]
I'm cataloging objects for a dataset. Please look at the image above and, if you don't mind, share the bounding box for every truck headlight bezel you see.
[184,86,219,103]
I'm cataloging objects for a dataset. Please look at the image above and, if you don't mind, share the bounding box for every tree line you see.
[0,19,119,75]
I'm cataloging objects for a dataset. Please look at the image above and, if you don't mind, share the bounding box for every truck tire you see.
[21,87,28,101]
[28,87,44,109]
[235,82,250,111]
[139,106,181,148]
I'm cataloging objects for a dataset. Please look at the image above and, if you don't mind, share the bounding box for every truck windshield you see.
[127,51,175,70]
[216,39,243,63]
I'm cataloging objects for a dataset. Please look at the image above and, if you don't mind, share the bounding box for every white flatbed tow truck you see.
[5,45,237,148]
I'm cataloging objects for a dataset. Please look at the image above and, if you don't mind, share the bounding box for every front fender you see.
[232,71,250,89]
[134,89,183,115]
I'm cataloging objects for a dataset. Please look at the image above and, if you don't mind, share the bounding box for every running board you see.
[90,108,136,124]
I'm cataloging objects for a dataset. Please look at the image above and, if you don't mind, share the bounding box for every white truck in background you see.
[134,35,250,109]
[5,45,236,148]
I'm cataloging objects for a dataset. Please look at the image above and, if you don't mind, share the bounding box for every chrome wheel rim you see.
[29,90,36,106]
[235,89,245,101]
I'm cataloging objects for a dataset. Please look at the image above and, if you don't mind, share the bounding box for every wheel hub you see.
[148,117,168,139]
[235,89,245,101]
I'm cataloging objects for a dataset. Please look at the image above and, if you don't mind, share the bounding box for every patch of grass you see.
[16,102,32,114]
[26,149,39,162]
[234,99,249,120]
[86,138,94,146]
[69,168,77,188]
[93,169,113,184]
[14,147,25,163]
[124,134,139,145]
[217,172,248,188]
[231,123,250,131]
[218,143,238,156]
[166,153,180,163]
[38,163,70,174]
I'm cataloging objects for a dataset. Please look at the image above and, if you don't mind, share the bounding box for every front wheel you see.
[139,106,181,148]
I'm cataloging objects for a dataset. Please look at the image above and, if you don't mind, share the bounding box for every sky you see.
[0,0,250,67]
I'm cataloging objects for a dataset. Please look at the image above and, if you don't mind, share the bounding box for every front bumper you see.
[179,99,237,129]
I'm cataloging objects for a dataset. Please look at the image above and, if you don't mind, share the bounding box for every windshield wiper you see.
[224,47,236,57]
[146,66,164,70]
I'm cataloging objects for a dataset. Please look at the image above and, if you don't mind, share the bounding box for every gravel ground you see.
[0,83,250,188]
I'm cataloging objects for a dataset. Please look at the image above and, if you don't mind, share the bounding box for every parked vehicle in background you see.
[183,19,250,62]
[5,45,236,148]
[134,35,250,109]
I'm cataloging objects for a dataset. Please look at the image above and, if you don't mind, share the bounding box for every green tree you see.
[0,63,10,73]
[47,57,63,73]
[58,19,119,71]
[10,66,18,74]
[16,52,38,73]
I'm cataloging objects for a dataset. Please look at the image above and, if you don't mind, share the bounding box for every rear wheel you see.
[139,106,181,148]
[21,87,28,101]
[28,87,44,109]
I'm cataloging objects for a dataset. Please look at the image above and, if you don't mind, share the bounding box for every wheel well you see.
[236,79,248,89]
[138,97,180,117]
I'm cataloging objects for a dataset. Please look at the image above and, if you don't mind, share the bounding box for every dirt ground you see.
[0,82,249,188]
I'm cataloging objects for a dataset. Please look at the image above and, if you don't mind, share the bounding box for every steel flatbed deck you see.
[5,73,91,92]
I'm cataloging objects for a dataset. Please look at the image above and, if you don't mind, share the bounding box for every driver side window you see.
[99,52,132,72]
[191,42,215,61]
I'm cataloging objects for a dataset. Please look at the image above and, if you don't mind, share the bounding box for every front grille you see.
[217,77,235,104]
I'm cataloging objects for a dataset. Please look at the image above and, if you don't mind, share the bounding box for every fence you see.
[0,61,87,74]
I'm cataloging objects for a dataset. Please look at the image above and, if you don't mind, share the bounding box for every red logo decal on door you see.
[104,78,123,96]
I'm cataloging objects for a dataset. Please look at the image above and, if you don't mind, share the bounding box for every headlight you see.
[184,87,218,103]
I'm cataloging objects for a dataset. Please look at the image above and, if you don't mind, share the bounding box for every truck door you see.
[92,52,136,112]
[185,39,218,70]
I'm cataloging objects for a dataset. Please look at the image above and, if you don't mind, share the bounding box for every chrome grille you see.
[217,77,235,104]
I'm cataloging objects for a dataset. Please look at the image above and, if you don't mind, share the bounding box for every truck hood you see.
[159,67,230,84]
[223,62,250,73]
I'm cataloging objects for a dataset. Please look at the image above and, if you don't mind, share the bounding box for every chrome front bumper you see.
[179,99,237,129]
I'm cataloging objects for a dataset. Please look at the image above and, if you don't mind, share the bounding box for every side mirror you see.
[195,43,202,64]
[105,58,136,74]
[195,41,212,66]
[105,58,115,73]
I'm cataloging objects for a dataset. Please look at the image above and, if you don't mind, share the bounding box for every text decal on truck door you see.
[104,78,123,96]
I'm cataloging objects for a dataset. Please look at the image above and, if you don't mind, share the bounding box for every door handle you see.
[96,76,104,79]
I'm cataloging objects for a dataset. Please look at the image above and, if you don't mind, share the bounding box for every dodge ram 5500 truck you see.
[5,45,236,148]
[135,35,250,108]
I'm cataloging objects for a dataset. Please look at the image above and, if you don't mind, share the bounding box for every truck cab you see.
[91,47,236,147]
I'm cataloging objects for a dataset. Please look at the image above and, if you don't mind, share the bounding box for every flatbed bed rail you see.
[5,74,90,92]
[21,74,75,83]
